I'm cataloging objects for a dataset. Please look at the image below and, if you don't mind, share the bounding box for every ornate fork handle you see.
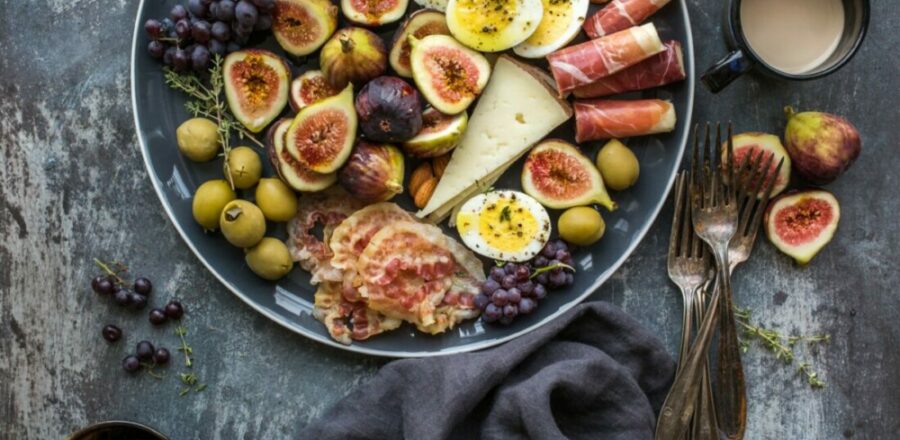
[655,241,730,440]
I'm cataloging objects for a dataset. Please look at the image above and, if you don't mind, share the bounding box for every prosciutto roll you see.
[574,99,676,142]
[547,23,664,95]
[572,40,685,98]
[584,0,672,39]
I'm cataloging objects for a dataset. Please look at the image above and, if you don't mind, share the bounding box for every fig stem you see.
[339,36,354,54]
[784,106,796,120]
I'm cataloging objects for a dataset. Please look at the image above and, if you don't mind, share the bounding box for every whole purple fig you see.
[784,106,861,184]
[338,141,405,203]
[356,76,423,143]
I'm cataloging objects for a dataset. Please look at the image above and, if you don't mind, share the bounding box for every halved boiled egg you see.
[456,190,552,262]
[446,0,545,52]
[513,0,589,58]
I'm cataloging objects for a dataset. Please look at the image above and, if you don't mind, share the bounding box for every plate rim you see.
[130,0,695,358]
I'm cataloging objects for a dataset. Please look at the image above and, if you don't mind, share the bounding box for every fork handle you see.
[692,284,720,440]
[715,278,747,439]
[654,278,723,439]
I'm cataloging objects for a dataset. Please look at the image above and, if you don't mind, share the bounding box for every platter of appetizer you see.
[131,0,694,356]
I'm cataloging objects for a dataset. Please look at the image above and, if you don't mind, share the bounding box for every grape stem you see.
[93,258,129,287]
[529,262,576,279]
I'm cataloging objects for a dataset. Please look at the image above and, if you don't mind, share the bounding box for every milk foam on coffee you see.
[740,0,845,74]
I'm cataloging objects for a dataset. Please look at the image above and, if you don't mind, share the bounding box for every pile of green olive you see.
[557,139,640,247]
[178,117,297,281]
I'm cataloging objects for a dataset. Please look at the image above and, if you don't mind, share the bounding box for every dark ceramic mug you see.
[68,420,167,440]
[701,0,869,93]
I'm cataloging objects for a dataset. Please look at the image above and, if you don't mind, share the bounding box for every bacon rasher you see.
[572,40,685,98]
[574,99,676,142]
[547,23,664,95]
[584,0,671,39]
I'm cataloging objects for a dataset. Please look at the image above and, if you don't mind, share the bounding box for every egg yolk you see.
[467,199,539,252]
[453,0,520,34]
[525,0,574,45]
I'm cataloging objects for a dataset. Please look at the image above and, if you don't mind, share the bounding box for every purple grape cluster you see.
[122,340,171,373]
[143,0,275,71]
[93,275,153,311]
[476,240,576,325]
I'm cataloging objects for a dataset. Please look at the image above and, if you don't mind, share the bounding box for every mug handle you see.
[701,49,754,93]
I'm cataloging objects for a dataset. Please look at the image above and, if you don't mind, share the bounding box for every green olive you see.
[245,237,294,280]
[558,207,605,246]
[596,139,640,191]
[176,118,220,162]
[192,179,237,230]
[219,200,266,248]
[255,178,298,222]
[226,146,262,189]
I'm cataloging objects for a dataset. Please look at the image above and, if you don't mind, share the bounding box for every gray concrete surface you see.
[1,0,898,438]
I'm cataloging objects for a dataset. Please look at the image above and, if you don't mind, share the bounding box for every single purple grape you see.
[535,272,549,285]
[216,0,236,21]
[113,288,131,306]
[514,265,530,282]
[102,324,122,342]
[208,39,226,55]
[130,293,148,310]
[519,298,536,314]
[541,242,558,258]
[148,40,166,59]
[170,4,189,21]
[490,266,505,282]
[474,294,491,311]
[548,271,567,289]
[153,348,171,365]
[134,277,152,296]
[211,20,230,41]
[188,0,208,17]
[492,289,510,307]
[149,308,168,325]
[144,19,163,39]
[122,355,141,373]
[533,256,549,268]
[165,301,185,319]
[483,304,502,322]
[501,275,516,290]
[504,263,519,275]
[482,278,500,295]
[136,340,155,362]
[503,304,518,319]
[518,281,535,296]
[507,288,522,304]
[533,284,548,300]
[191,20,211,42]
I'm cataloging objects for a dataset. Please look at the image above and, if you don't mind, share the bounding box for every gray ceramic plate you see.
[131,0,694,357]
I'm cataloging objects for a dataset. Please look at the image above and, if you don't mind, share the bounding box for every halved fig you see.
[224,49,291,133]
[389,10,450,78]
[721,132,791,197]
[401,107,467,157]
[521,139,616,210]
[290,70,340,112]
[266,118,337,192]
[272,0,338,56]
[764,189,840,265]
[320,27,388,89]
[342,0,410,26]
[410,34,491,115]
[285,84,357,174]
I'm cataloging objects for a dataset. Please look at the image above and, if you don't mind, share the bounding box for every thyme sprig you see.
[93,258,130,287]
[164,55,263,189]
[734,306,829,389]
[174,325,194,368]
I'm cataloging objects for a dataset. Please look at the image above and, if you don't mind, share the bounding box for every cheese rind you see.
[416,56,573,219]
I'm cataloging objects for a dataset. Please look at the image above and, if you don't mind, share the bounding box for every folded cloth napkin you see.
[301,301,675,440]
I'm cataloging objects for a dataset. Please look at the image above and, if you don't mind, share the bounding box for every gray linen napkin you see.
[301,301,675,440]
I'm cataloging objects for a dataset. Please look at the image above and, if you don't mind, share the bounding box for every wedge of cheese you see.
[417,55,573,222]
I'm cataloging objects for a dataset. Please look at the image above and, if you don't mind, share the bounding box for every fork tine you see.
[747,158,784,237]
[669,173,685,263]
[690,177,704,258]
[726,123,737,205]
[736,152,768,235]
[680,172,693,257]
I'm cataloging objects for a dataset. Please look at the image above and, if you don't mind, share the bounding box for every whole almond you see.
[432,154,451,178]
[409,162,434,196]
[414,177,438,208]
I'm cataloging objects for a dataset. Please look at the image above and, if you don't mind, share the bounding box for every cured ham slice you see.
[286,187,364,284]
[572,40,685,98]
[584,0,671,39]
[547,23,664,95]
[357,222,457,326]
[313,282,402,345]
[574,98,676,142]
[416,238,483,334]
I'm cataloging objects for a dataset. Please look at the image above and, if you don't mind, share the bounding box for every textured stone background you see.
[1,0,897,438]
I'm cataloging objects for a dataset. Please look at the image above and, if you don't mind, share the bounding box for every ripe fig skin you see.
[320,27,388,89]
[784,107,861,185]
[338,141,406,203]
[356,76,423,143]
[764,188,841,265]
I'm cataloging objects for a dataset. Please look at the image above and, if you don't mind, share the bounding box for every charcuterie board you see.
[131,0,694,357]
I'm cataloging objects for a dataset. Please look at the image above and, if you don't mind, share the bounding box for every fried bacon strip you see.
[572,41,685,98]
[583,0,672,39]
[574,98,676,142]
[313,282,401,345]
[547,23,665,95]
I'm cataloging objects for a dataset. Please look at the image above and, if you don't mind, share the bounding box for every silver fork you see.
[656,123,743,440]
[715,128,783,439]
[667,171,718,440]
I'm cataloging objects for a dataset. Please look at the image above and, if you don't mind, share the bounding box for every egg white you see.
[513,0,589,58]
[455,190,551,262]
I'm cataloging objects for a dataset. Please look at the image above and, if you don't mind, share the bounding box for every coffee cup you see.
[702,0,869,93]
